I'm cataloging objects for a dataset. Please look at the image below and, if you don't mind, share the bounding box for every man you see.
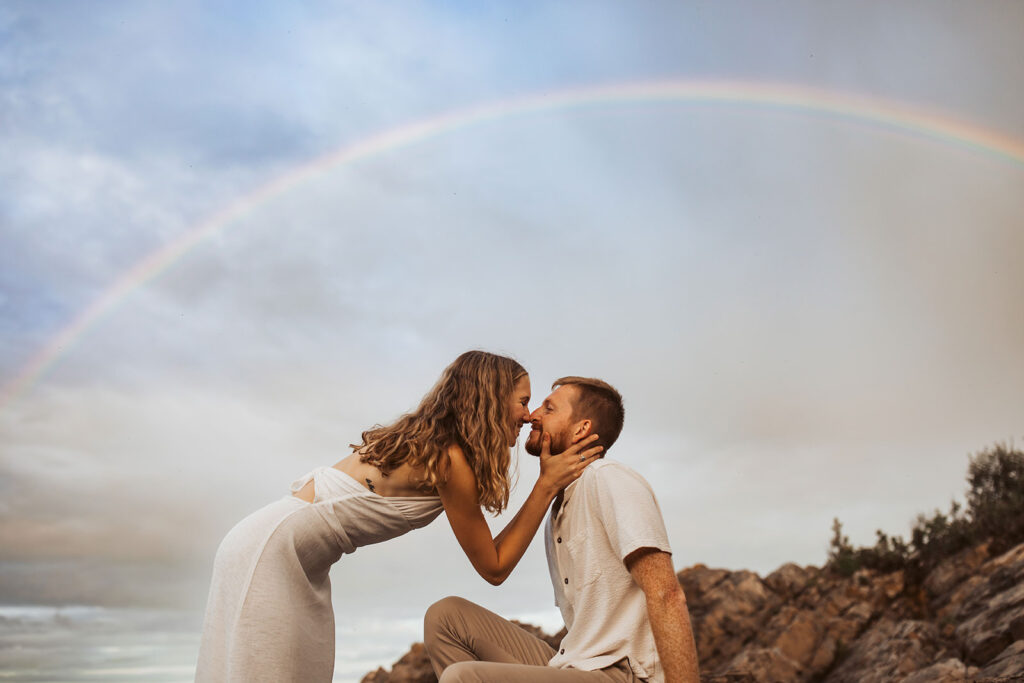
[424,376,700,682]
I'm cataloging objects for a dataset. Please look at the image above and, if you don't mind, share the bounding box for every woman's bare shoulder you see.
[437,442,478,490]
[444,442,476,472]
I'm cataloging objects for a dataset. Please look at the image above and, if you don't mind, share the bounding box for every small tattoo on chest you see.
[365,478,376,493]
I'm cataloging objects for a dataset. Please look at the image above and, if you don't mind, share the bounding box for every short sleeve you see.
[588,464,672,562]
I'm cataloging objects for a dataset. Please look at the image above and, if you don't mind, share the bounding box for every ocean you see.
[0,605,419,683]
[0,605,564,682]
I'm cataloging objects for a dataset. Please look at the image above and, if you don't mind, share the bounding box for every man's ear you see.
[571,419,593,443]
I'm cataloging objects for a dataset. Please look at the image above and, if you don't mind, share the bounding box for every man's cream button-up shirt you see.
[544,458,672,682]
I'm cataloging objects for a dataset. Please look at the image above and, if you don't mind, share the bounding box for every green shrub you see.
[966,442,1024,554]
[826,442,1024,582]
[828,518,860,577]
[858,530,909,573]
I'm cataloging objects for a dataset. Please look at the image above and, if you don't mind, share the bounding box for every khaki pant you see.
[423,596,638,683]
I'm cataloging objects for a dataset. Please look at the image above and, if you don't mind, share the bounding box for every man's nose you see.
[528,407,542,421]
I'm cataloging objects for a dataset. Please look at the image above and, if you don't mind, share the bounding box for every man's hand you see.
[626,548,699,683]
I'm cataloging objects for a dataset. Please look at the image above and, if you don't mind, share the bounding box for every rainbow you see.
[3,79,1023,412]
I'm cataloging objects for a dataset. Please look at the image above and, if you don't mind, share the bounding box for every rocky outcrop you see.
[952,544,1024,667]
[362,642,436,683]
[978,641,1024,679]
[687,540,1024,682]
[823,619,948,682]
[677,560,913,681]
[363,541,1024,682]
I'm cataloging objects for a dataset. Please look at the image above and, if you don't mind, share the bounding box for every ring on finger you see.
[579,454,585,462]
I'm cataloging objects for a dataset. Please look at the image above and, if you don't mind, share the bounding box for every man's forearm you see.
[646,583,700,683]
[627,549,700,682]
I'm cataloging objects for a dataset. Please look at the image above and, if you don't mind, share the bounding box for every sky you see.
[2,1,1023,680]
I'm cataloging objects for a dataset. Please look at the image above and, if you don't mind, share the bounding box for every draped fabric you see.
[196,467,444,682]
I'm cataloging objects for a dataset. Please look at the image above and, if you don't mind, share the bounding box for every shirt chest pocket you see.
[564,533,604,589]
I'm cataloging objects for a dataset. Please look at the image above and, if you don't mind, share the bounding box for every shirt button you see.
[564,578,569,584]
[557,537,562,543]
[560,648,565,655]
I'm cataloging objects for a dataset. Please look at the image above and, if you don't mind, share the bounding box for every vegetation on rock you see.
[828,442,1024,583]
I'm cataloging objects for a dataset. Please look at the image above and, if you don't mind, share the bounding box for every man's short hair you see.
[552,376,625,453]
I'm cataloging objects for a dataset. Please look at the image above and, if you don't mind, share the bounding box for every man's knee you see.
[424,596,470,630]
[424,596,472,646]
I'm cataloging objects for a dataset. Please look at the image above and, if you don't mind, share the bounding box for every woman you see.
[195,350,602,682]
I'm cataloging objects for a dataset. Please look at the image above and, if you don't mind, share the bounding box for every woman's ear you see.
[571,419,593,443]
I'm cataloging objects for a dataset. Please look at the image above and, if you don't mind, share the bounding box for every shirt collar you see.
[553,476,584,523]
[563,475,583,504]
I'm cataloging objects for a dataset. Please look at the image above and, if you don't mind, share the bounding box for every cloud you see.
[1,0,1022,621]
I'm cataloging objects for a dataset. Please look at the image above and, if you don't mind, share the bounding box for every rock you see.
[824,590,854,617]
[700,673,758,683]
[755,605,846,679]
[680,564,732,597]
[924,543,990,603]
[808,635,839,673]
[360,642,436,683]
[841,600,873,622]
[954,544,1024,664]
[687,570,781,669]
[764,563,813,599]
[937,573,986,620]
[724,646,803,682]
[955,544,1024,620]
[977,640,1024,679]
[362,668,389,682]
[766,608,824,669]
[899,657,977,682]
[956,579,1024,665]
[823,619,942,683]
[876,569,905,601]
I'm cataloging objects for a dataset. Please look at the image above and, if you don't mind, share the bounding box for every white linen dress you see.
[195,466,444,682]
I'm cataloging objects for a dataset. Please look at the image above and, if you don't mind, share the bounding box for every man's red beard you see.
[525,428,543,456]
[525,427,569,456]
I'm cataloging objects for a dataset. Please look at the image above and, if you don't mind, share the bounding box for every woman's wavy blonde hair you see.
[355,350,527,514]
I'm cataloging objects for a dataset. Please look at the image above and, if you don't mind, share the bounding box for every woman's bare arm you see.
[438,435,601,585]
